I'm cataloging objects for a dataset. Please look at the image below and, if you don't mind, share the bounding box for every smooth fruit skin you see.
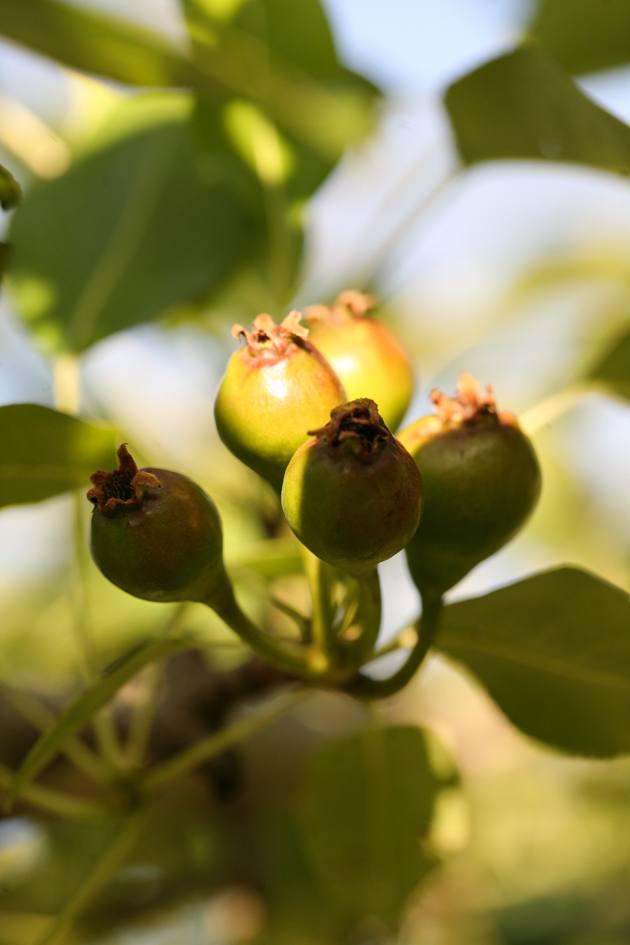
[399,405,541,596]
[214,313,345,490]
[90,462,227,604]
[281,399,422,574]
[307,291,415,431]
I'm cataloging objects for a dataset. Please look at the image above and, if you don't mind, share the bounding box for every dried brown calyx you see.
[87,444,160,515]
[306,289,377,324]
[308,398,390,456]
[231,311,309,364]
[431,373,518,428]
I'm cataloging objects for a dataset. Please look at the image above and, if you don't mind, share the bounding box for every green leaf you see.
[0,404,116,507]
[181,0,380,302]
[183,0,379,163]
[0,242,10,282]
[298,725,453,926]
[5,635,193,810]
[0,0,196,88]
[0,163,20,210]
[529,0,630,75]
[0,0,377,166]
[230,0,340,76]
[8,93,264,352]
[445,44,630,176]
[588,326,630,400]
[438,567,630,757]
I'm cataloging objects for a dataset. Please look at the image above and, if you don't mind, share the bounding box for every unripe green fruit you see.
[306,290,415,431]
[88,445,228,604]
[281,399,422,574]
[214,311,345,490]
[399,374,541,595]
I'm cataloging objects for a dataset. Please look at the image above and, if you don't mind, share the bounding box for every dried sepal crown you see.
[215,308,345,489]
[231,311,309,362]
[281,397,422,573]
[431,372,518,428]
[308,398,389,457]
[87,444,160,516]
[306,289,377,323]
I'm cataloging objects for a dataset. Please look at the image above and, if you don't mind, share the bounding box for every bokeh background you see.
[1,1,630,943]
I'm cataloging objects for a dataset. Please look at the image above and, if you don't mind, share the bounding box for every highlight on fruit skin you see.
[281,398,422,574]
[306,290,415,431]
[399,373,542,596]
[88,444,229,605]
[214,310,346,490]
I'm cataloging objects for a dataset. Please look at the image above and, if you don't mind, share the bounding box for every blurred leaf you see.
[445,45,630,176]
[6,635,194,810]
[0,0,196,88]
[9,93,264,352]
[529,0,630,75]
[191,98,303,307]
[0,242,10,281]
[0,162,20,210]
[183,0,379,162]
[33,813,145,945]
[438,567,630,757]
[0,0,377,166]
[298,725,449,927]
[229,0,341,76]
[182,0,380,304]
[0,403,116,507]
[588,326,630,399]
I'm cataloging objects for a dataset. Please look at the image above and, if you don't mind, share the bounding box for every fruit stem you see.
[205,577,330,681]
[343,568,382,668]
[123,602,189,770]
[302,547,337,657]
[0,763,115,820]
[348,590,443,699]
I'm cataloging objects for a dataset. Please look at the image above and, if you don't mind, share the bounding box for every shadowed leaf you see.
[0,404,116,507]
[0,0,196,88]
[298,725,454,926]
[438,567,630,757]
[0,163,21,210]
[588,327,630,400]
[8,93,263,352]
[445,45,630,176]
[529,0,630,75]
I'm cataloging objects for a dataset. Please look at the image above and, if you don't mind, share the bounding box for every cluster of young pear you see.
[88,291,541,684]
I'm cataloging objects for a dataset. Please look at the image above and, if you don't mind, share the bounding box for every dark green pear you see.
[88,445,229,605]
[399,374,541,596]
[282,399,422,574]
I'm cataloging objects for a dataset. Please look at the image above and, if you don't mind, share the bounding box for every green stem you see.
[33,811,145,945]
[0,764,112,820]
[205,576,329,680]
[349,592,443,699]
[57,357,124,771]
[71,490,123,770]
[142,689,308,792]
[520,382,601,435]
[372,624,418,660]
[302,548,336,657]
[123,603,189,769]
[345,568,382,668]
[2,686,112,785]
